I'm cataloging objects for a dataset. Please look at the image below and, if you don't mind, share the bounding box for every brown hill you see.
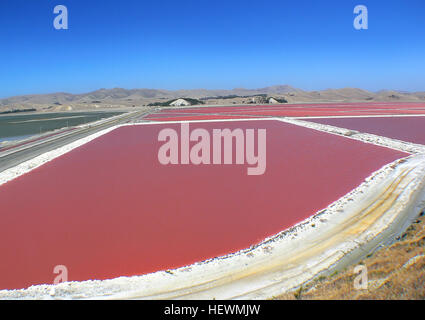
[1,86,424,112]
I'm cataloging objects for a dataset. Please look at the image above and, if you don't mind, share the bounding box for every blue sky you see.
[0,0,424,97]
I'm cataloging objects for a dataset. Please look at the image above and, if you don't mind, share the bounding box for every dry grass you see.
[276,212,425,300]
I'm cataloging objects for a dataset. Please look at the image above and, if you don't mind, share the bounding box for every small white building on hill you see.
[170,99,191,106]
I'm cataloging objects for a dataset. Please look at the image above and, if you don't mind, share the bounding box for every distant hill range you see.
[1,85,425,112]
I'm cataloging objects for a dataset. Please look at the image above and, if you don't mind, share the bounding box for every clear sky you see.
[0,0,424,98]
